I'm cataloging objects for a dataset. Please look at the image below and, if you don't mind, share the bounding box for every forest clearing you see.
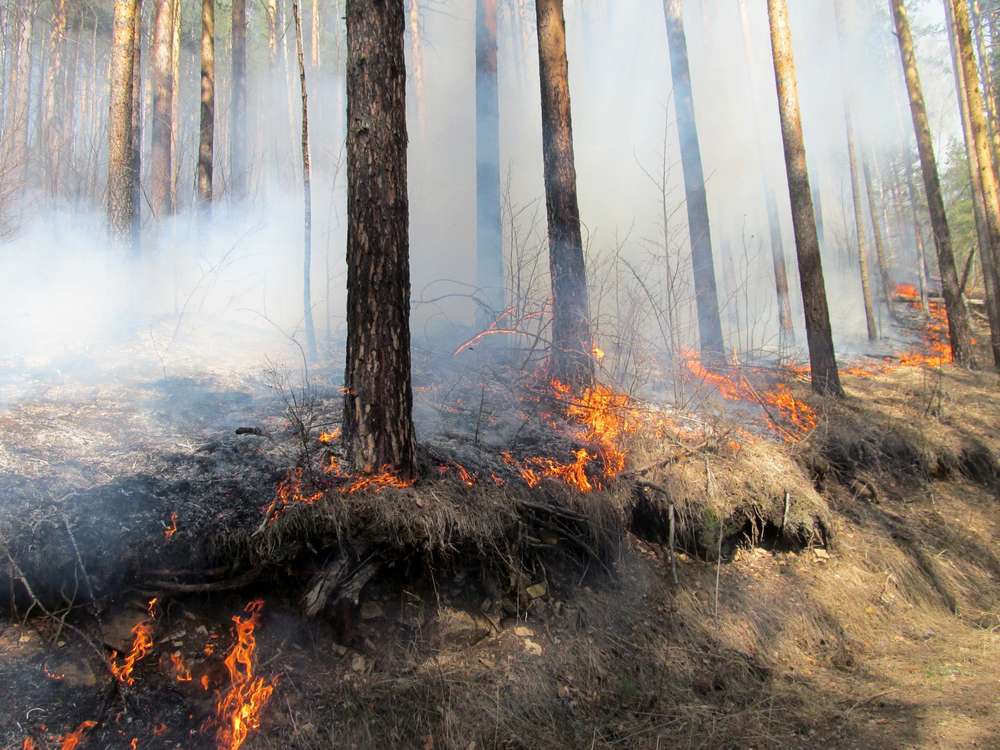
[0,1,998,749]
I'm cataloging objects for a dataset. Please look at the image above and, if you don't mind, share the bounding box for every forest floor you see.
[0,317,998,750]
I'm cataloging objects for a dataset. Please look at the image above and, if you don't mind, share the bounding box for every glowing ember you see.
[216,599,276,750]
[58,721,97,750]
[110,622,154,686]
[338,468,416,495]
[170,651,193,682]
[164,512,178,541]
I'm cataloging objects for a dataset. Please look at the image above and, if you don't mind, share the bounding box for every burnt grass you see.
[0,356,998,749]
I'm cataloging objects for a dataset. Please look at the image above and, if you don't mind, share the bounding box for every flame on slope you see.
[216,599,275,750]
[263,467,324,520]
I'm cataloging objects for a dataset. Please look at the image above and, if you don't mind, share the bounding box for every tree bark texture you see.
[343,0,418,478]
[476,0,504,325]
[197,0,215,208]
[231,0,248,201]
[150,0,173,217]
[108,0,139,241]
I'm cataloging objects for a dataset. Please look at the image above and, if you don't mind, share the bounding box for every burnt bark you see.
[343,0,417,477]
[197,0,215,209]
[230,0,247,201]
[766,0,844,396]
[150,0,174,217]
[108,0,139,242]
[535,0,595,388]
[662,0,725,361]
[476,0,504,326]
[891,0,977,366]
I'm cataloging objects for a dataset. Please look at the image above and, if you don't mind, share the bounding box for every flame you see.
[264,467,324,519]
[592,345,606,361]
[318,428,341,444]
[22,739,38,750]
[454,462,475,487]
[201,674,211,691]
[147,597,159,619]
[894,282,920,301]
[216,599,275,750]
[164,512,178,541]
[130,739,139,750]
[110,622,154,686]
[170,651,193,682]
[42,663,65,681]
[59,721,97,750]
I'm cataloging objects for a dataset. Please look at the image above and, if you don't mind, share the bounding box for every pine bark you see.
[130,4,143,251]
[170,0,180,210]
[535,0,595,388]
[108,0,140,241]
[44,0,67,196]
[890,0,977,366]
[766,0,843,396]
[476,0,504,324]
[197,0,215,208]
[231,0,248,201]
[343,0,418,477]
[662,0,726,360]
[150,0,174,217]
[292,0,318,359]
[951,0,1000,367]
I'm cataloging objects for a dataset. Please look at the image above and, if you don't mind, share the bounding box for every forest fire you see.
[215,600,276,750]
[110,621,154,686]
[170,651,193,682]
[163,512,178,541]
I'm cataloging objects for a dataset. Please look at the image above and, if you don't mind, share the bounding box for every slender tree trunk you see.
[108,0,140,242]
[766,0,843,396]
[44,0,66,196]
[952,0,1000,367]
[476,0,504,325]
[130,3,143,251]
[291,0,318,359]
[170,0,180,210]
[9,3,33,174]
[971,0,1000,165]
[890,0,977,366]
[343,0,417,477]
[266,0,278,64]
[535,0,595,388]
[150,0,173,217]
[231,0,247,201]
[197,0,215,208]
[736,0,794,350]
[662,0,726,360]
[862,152,895,313]
[311,0,321,68]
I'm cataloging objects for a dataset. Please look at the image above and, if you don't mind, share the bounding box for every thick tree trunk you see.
[231,0,247,201]
[476,0,504,325]
[890,0,977,366]
[197,0,215,208]
[44,0,66,196]
[291,0,318,359]
[130,4,143,251]
[150,0,174,217]
[535,0,595,388]
[409,0,426,135]
[108,0,140,242]
[766,0,843,396]
[662,0,725,361]
[170,0,180,210]
[736,0,794,350]
[951,0,1000,367]
[343,0,417,478]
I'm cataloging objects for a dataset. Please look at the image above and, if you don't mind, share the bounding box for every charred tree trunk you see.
[108,0,140,242]
[44,0,66,196]
[890,0,977,366]
[662,0,725,361]
[535,0,595,388]
[292,0,318,359]
[736,0,794,350]
[476,0,504,325]
[766,0,843,396]
[150,0,173,217]
[197,0,215,209]
[951,0,1000,367]
[343,0,417,477]
[230,0,248,201]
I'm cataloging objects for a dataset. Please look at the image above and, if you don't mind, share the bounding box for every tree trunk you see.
[409,0,426,135]
[130,3,143,251]
[343,0,418,478]
[971,0,1000,166]
[266,0,278,65]
[890,0,977,366]
[108,0,140,242]
[475,0,504,325]
[231,0,247,201]
[170,0,180,210]
[291,0,318,359]
[736,0,794,350]
[662,0,725,361]
[44,0,66,196]
[311,0,321,68]
[534,0,595,388]
[9,3,33,176]
[951,0,1000,367]
[766,0,843,396]
[197,0,215,208]
[150,0,173,217]
[862,152,895,313]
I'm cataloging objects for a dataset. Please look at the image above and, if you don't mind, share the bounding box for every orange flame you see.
[318,428,341,444]
[338,468,416,495]
[264,467,324,520]
[170,651,193,682]
[216,599,276,750]
[59,721,97,750]
[164,512,178,541]
[147,597,159,619]
[110,622,154,686]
